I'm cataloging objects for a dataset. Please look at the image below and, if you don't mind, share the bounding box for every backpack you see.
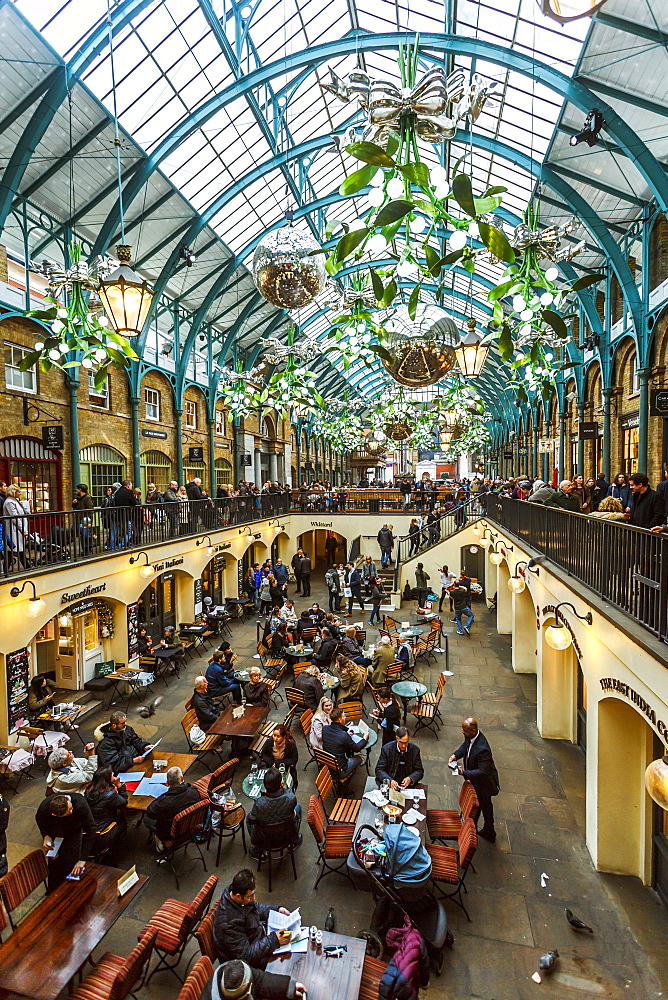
[325,570,337,591]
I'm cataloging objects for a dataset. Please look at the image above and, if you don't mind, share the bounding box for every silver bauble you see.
[252,225,326,309]
[380,304,458,387]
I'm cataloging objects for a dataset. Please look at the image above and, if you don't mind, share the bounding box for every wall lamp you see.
[10,579,46,619]
[268,520,285,530]
[238,526,252,535]
[129,551,154,579]
[544,602,593,650]
[489,541,512,565]
[196,535,215,556]
[645,748,668,811]
[507,560,540,593]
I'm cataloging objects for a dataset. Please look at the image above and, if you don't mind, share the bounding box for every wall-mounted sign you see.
[42,425,64,450]
[6,647,30,735]
[142,428,168,439]
[61,583,106,605]
[194,579,203,615]
[310,521,333,528]
[240,454,252,467]
[621,412,639,430]
[600,677,667,738]
[578,422,600,440]
[127,603,139,662]
[68,597,96,617]
[538,438,553,453]
[503,451,513,460]
[151,556,183,573]
[189,446,204,462]
[518,447,528,456]
[650,389,668,417]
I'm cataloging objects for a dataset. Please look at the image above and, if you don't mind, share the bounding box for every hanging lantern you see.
[384,422,413,441]
[454,319,490,379]
[381,305,457,388]
[645,753,668,810]
[252,224,326,309]
[538,0,608,24]
[365,438,385,457]
[98,245,154,336]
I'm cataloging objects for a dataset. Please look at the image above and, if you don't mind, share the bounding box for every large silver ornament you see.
[252,226,326,309]
[262,335,321,365]
[510,216,585,261]
[381,305,458,387]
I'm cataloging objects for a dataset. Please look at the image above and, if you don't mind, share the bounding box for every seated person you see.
[371,635,396,686]
[307,603,326,627]
[206,649,242,703]
[97,711,154,773]
[322,612,342,640]
[143,765,201,844]
[213,867,294,968]
[279,600,298,630]
[375,726,424,790]
[293,664,324,710]
[269,623,290,658]
[28,674,56,715]
[47,744,98,794]
[372,688,401,745]
[310,696,333,750]
[310,626,337,668]
[322,704,366,776]
[246,767,302,859]
[267,608,284,634]
[296,610,315,641]
[84,766,128,865]
[203,959,306,1000]
[137,626,153,656]
[192,675,219,730]
[338,626,371,668]
[396,638,415,674]
[334,653,367,702]
[260,724,298,789]
[244,667,269,707]
[156,626,184,668]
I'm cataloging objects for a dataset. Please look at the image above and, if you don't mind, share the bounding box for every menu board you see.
[127,603,139,662]
[7,647,30,735]
[194,579,203,616]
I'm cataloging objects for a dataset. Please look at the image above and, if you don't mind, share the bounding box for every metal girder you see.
[89,30,668,259]
[593,10,668,46]
[549,162,646,208]
[0,64,63,138]
[134,217,193,269]
[19,117,110,202]
[576,75,668,120]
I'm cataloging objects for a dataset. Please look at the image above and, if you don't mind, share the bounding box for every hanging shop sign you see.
[578,422,600,440]
[214,552,226,571]
[240,454,252,467]
[538,438,553,453]
[518,447,528,456]
[189,447,204,462]
[311,521,333,528]
[194,579,203,616]
[42,425,64,450]
[142,428,168,439]
[127,602,139,662]
[599,677,668,738]
[6,646,30,735]
[503,451,513,460]
[68,597,96,617]
[650,390,668,417]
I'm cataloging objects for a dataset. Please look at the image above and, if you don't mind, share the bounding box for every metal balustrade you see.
[486,496,668,645]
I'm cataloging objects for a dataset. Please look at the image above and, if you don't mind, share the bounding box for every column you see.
[558,410,567,481]
[601,389,614,481]
[175,408,183,485]
[67,377,81,489]
[233,417,241,485]
[269,451,278,481]
[130,396,141,489]
[576,401,586,473]
[254,449,262,487]
[638,368,651,473]
[207,417,216,496]
[532,428,539,479]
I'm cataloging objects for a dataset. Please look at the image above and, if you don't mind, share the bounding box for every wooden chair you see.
[306,794,354,890]
[338,700,373,773]
[359,955,389,1000]
[17,723,66,761]
[250,818,299,893]
[70,926,157,1000]
[0,849,48,929]
[285,687,307,713]
[298,708,318,770]
[384,660,410,685]
[414,629,439,663]
[355,628,367,645]
[293,662,311,677]
[140,874,218,984]
[300,627,320,644]
[265,676,283,708]
[312,746,358,796]
[157,800,210,890]
[180,709,226,766]
[192,758,239,800]
[315,766,360,825]
[256,640,284,678]
[365,677,382,712]
[176,956,214,1000]
[426,781,479,844]
[249,719,276,759]
[426,818,478,920]
[409,673,446,738]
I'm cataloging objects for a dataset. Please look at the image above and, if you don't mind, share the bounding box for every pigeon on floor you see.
[136,696,163,718]
[324,908,335,932]
[532,950,559,984]
[566,908,594,933]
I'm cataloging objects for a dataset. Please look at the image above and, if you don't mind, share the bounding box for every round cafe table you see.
[399,627,424,639]
[392,680,428,723]
[242,767,293,800]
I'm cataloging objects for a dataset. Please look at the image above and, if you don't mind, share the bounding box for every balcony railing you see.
[1,494,290,580]
[486,496,668,645]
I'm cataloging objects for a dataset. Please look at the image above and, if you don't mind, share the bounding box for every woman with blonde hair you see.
[310,695,334,749]
[589,495,627,521]
[334,652,367,701]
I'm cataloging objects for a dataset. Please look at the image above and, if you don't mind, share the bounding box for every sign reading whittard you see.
[61,583,106,605]
[600,677,668,737]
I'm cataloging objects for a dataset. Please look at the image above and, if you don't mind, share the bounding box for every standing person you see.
[258,575,272,618]
[72,484,95,554]
[324,533,338,564]
[543,480,580,512]
[369,577,385,625]
[449,717,500,842]
[245,565,259,610]
[361,555,378,596]
[325,563,341,612]
[407,518,421,557]
[590,473,609,512]
[607,472,632,510]
[415,563,430,611]
[291,548,304,595]
[2,484,28,570]
[163,481,180,537]
[450,580,474,636]
[571,474,590,513]
[36,792,96,892]
[273,558,289,598]
[438,565,456,612]
[343,561,364,616]
[111,479,139,549]
[101,484,117,548]
[376,524,394,568]
[628,473,663,527]
[299,551,312,597]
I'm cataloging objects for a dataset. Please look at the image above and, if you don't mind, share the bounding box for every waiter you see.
[36,792,96,892]
[449,717,500,842]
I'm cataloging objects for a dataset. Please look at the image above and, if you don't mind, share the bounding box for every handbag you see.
[189,724,206,746]
[344,586,352,598]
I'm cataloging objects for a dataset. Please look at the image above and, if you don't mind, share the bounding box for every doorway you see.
[577,663,587,755]
[652,732,668,908]
[138,573,176,640]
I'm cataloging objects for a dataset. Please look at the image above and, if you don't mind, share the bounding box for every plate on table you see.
[405,825,420,837]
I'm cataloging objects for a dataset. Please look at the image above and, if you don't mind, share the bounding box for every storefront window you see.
[622,426,639,476]
[80,444,126,504]
[83,610,98,652]
[140,450,172,495]
[0,436,61,510]
[215,457,232,489]
[184,460,206,483]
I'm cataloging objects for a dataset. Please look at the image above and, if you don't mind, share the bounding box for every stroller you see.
[354,822,452,974]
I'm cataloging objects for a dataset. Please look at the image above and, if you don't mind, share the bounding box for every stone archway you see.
[512,584,537,674]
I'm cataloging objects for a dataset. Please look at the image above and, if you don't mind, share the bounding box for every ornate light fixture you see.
[507,559,540,593]
[645,752,668,811]
[538,0,608,24]
[544,601,593,650]
[252,220,326,309]
[98,245,154,336]
[454,319,490,379]
[10,580,46,619]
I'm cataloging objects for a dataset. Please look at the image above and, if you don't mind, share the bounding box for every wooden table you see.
[208,704,269,739]
[267,930,366,999]
[347,776,428,891]
[0,863,147,1000]
[126,751,197,811]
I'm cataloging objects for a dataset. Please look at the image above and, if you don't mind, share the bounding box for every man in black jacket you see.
[375,728,424,789]
[322,705,365,776]
[213,868,293,967]
[377,524,394,567]
[449,717,500,842]
[291,548,304,595]
[299,553,312,597]
[36,791,96,891]
[246,767,301,857]
[192,675,219,730]
[343,562,364,616]
[97,711,154,773]
[111,479,139,548]
[144,765,201,843]
[628,473,663,528]
[202,960,306,1000]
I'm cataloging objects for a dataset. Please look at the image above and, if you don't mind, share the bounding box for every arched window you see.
[140,450,172,495]
[215,457,232,489]
[183,459,207,483]
[79,444,126,503]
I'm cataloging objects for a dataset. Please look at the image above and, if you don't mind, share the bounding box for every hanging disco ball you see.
[252,225,327,309]
[380,304,458,387]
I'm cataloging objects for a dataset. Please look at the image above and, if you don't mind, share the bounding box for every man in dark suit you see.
[322,705,365,776]
[449,717,499,842]
[375,727,424,789]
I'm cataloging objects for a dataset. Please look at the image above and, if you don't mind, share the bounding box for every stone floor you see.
[4,566,668,999]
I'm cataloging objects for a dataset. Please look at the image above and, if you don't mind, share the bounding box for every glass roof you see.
[8,0,668,400]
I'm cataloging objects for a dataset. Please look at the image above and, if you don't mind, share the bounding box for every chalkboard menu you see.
[7,647,30,735]
[127,603,139,662]
[194,579,203,615]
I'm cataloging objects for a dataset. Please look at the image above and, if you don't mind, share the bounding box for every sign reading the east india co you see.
[600,677,668,738]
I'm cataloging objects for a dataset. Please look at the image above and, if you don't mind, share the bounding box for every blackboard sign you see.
[127,603,139,662]
[94,659,115,678]
[6,647,30,734]
[650,389,668,417]
[194,579,203,615]
[578,422,600,440]
[189,447,204,462]
[238,559,244,597]
[42,425,64,450]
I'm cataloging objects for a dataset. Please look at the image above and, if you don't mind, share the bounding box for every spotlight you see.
[160,341,173,356]
[179,245,197,267]
[569,109,605,148]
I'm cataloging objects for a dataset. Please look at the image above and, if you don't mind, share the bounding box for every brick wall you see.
[650,214,668,291]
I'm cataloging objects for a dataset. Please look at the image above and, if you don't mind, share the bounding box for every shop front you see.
[0,435,62,511]
[137,572,176,642]
[34,597,109,690]
[202,551,226,607]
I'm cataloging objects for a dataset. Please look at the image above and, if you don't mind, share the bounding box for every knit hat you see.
[219,961,253,999]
